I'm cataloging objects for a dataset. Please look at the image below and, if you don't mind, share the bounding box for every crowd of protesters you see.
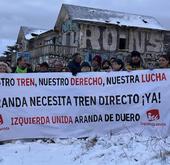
[0,51,169,145]
[0,51,169,74]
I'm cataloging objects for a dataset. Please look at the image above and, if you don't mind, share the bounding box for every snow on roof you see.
[21,26,48,40]
[63,4,165,30]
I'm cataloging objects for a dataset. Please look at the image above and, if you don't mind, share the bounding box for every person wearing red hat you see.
[91,55,102,71]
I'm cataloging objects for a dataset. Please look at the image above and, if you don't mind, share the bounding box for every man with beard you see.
[126,51,145,70]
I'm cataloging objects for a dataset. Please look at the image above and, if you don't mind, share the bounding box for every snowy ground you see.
[0,133,170,165]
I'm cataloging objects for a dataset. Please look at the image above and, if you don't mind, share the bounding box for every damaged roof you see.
[63,4,165,30]
[21,26,48,40]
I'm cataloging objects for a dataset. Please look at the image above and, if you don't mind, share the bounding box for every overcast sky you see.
[0,0,170,54]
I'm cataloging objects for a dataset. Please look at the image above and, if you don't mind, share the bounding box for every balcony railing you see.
[30,44,78,59]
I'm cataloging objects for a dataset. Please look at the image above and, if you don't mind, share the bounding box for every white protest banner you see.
[0,69,169,141]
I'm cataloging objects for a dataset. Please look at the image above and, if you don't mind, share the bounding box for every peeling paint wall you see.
[61,20,165,67]
[81,24,164,67]
[78,24,164,53]
[164,32,170,54]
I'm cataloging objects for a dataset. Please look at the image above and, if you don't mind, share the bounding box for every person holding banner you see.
[101,60,112,72]
[53,60,64,72]
[158,55,170,68]
[81,61,91,72]
[34,64,41,72]
[39,62,49,72]
[0,62,12,73]
[111,58,126,71]
[13,56,32,73]
[126,51,145,70]
[67,53,82,75]
[91,55,102,72]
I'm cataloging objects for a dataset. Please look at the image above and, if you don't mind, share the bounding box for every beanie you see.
[131,51,141,57]
[92,55,102,65]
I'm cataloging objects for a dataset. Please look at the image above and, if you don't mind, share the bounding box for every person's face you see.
[18,58,27,69]
[92,60,99,66]
[35,65,40,72]
[81,66,91,72]
[75,55,82,64]
[40,66,48,72]
[131,56,140,64]
[92,60,100,71]
[159,57,169,68]
[102,62,110,70]
[111,62,121,71]
[0,65,7,73]
[54,64,63,72]
[110,58,116,65]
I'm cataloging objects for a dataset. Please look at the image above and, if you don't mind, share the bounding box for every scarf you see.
[15,66,27,73]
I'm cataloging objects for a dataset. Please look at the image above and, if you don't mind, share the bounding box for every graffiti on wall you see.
[142,52,163,68]
[62,20,79,33]
[80,25,164,53]
[164,32,170,53]
[82,50,163,69]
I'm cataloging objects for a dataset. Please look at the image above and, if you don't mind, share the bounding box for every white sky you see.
[0,0,170,54]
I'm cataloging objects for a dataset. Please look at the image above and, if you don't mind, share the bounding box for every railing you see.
[30,44,78,59]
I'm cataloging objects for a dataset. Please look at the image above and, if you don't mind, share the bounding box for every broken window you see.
[119,38,126,50]
[86,29,91,37]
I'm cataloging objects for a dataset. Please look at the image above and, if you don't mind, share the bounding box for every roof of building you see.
[62,4,165,30]
[21,26,48,40]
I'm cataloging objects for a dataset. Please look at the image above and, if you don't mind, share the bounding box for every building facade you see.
[54,4,166,68]
[15,4,170,68]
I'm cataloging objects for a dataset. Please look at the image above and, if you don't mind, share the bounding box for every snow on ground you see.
[0,133,170,165]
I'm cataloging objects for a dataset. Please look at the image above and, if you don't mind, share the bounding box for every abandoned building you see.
[15,4,170,68]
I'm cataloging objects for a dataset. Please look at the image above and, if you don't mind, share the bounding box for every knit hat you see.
[92,55,102,65]
[131,51,141,57]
